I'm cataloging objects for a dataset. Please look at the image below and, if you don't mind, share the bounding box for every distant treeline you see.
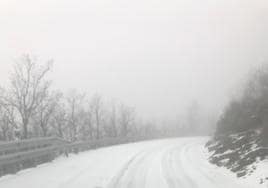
[216,64,268,143]
[0,55,197,142]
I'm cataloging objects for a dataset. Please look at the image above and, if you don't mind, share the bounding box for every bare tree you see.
[66,90,85,141]
[34,92,62,137]
[90,94,103,139]
[83,104,94,140]
[102,101,119,138]
[0,89,18,141]
[118,104,135,137]
[0,106,13,141]
[1,55,52,139]
[109,102,118,137]
[51,102,67,139]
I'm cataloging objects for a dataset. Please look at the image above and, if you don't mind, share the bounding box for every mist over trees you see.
[216,64,268,142]
[0,56,138,141]
[0,55,214,142]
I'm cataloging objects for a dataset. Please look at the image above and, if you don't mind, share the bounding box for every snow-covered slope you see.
[206,130,268,188]
[0,137,264,188]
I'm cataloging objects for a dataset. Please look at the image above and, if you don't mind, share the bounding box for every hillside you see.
[206,129,268,187]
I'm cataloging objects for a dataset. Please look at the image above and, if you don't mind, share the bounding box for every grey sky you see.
[0,0,268,120]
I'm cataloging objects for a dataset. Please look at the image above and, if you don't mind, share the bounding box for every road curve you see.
[107,138,250,188]
[0,137,251,188]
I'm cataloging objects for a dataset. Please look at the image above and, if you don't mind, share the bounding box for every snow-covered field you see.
[0,137,265,188]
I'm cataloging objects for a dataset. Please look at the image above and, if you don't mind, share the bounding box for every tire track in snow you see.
[107,150,147,188]
[161,144,197,188]
[0,138,254,188]
[107,148,157,188]
[161,149,179,188]
[178,141,216,188]
[182,142,220,185]
[181,141,251,188]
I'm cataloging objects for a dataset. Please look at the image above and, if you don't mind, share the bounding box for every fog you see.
[0,0,268,122]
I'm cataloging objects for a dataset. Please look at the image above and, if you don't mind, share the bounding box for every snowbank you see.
[206,130,268,187]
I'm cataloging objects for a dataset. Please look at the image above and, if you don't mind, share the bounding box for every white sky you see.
[0,0,268,120]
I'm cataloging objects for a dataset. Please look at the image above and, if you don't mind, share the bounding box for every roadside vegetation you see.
[216,64,268,142]
[0,54,208,143]
[207,64,268,185]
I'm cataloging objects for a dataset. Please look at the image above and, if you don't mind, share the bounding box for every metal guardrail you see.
[0,136,146,177]
[0,137,69,177]
[0,137,67,156]
[0,135,157,177]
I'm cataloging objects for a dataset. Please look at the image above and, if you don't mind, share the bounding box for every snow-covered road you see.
[0,137,253,188]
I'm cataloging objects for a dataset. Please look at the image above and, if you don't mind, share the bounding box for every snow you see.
[240,160,268,188]
[0,137,266,188]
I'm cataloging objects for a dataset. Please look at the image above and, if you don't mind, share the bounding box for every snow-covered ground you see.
[0,137,265,188]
